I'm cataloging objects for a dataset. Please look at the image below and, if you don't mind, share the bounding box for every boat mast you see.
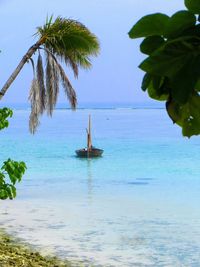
[87,115,92,151]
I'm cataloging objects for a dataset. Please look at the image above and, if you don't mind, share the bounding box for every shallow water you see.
[0,108,200,266]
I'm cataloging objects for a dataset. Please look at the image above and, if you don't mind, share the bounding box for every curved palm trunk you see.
[0,40,43,100]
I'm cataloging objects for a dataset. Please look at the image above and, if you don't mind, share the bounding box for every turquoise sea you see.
[0,105,200,266]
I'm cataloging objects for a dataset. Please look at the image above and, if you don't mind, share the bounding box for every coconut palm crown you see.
[0,16,100,133]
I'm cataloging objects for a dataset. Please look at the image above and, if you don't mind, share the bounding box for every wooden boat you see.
[76,115,103,158]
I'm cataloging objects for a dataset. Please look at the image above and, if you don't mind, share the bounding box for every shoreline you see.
[0,228,81,267]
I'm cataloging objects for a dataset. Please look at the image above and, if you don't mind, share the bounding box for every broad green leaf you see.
[140,36,165,55]
[0,172,5,182]
[10,185,16,198]
[0,108,26,200]
[185,0,200,14]
[0,189,8,199]
[166,94,200,137]
[141,73,152,91]
[140,39,200,103]
[170,55,200,103]
[147,77,168,101]
[152,76,163,92]
[188,93,200,121]
[139,41,191,78]
[147,85,168,101]
[182,23,200,36]
[182,119,200,137]
[0,108,13,130]
[6,186,13,199]
[130,4,200,137]
[182,110,200,137]
[128,13,169,39]
[166,100,183,125]
[195,79,200,91]
[165,11,196,38]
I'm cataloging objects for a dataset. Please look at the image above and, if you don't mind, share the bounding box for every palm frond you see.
[46,51,77,109]
[46,52,55,116]
[29,78,41,134]
[58,62,77,109]
[51,54,59,106]
[37,17,100,70]
[36,53,46,113]
[64,55,78,78]
[29,58,35,73]
[0,15,100,134]
[45,51,60,116]
[64,52,92,73]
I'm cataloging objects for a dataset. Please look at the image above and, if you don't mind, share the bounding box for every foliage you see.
[37,16,99,69]
[29,16,100,133]
[0,107,13,130]
[0,108,26,200]
[129,0,200,137]
[0,16,100,134]
[0,159,26,199]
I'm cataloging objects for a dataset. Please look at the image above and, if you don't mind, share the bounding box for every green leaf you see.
[165,11,196,38]
[195,79,200,91]
[166,99,183,125]
[128,13,169,39]
[141,73,152,91]
[140,36,165,55]
[140,39,200,104]
[148,85,168,101]
[139,41,191,78]
[147,77,168,101]
[0,106,26,200]
[139,38,200,72]
[185,0,200,14]
[166,94,200,137]
[182,115,200,137]
[0,108,13,130]
[129,5,200,137]
[0,189,8,199]
[6,186,13,199]
[10,185,16,198]
[170,54,200,103]
[2,159,26,186]
[182,23,200,37]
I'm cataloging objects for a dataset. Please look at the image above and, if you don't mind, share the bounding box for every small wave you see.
[136,178,154,181]
[127,182,149,185]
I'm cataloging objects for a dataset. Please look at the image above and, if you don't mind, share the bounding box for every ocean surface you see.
[0,105,200,266]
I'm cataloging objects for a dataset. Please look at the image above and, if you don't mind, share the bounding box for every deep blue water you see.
[0,108,200,266]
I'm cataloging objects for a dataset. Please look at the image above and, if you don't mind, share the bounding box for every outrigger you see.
[75,115,103,158]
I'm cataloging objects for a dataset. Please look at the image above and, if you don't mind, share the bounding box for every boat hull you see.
[76,148,103,158]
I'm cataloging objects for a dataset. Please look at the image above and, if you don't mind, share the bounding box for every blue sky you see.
[0,0,184,106]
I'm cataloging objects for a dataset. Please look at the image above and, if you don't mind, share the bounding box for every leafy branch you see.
[0,108,26,200]
[129,0,200,137]
[0,159,26,199]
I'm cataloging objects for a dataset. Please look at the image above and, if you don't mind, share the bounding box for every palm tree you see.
[0,16,100,133]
